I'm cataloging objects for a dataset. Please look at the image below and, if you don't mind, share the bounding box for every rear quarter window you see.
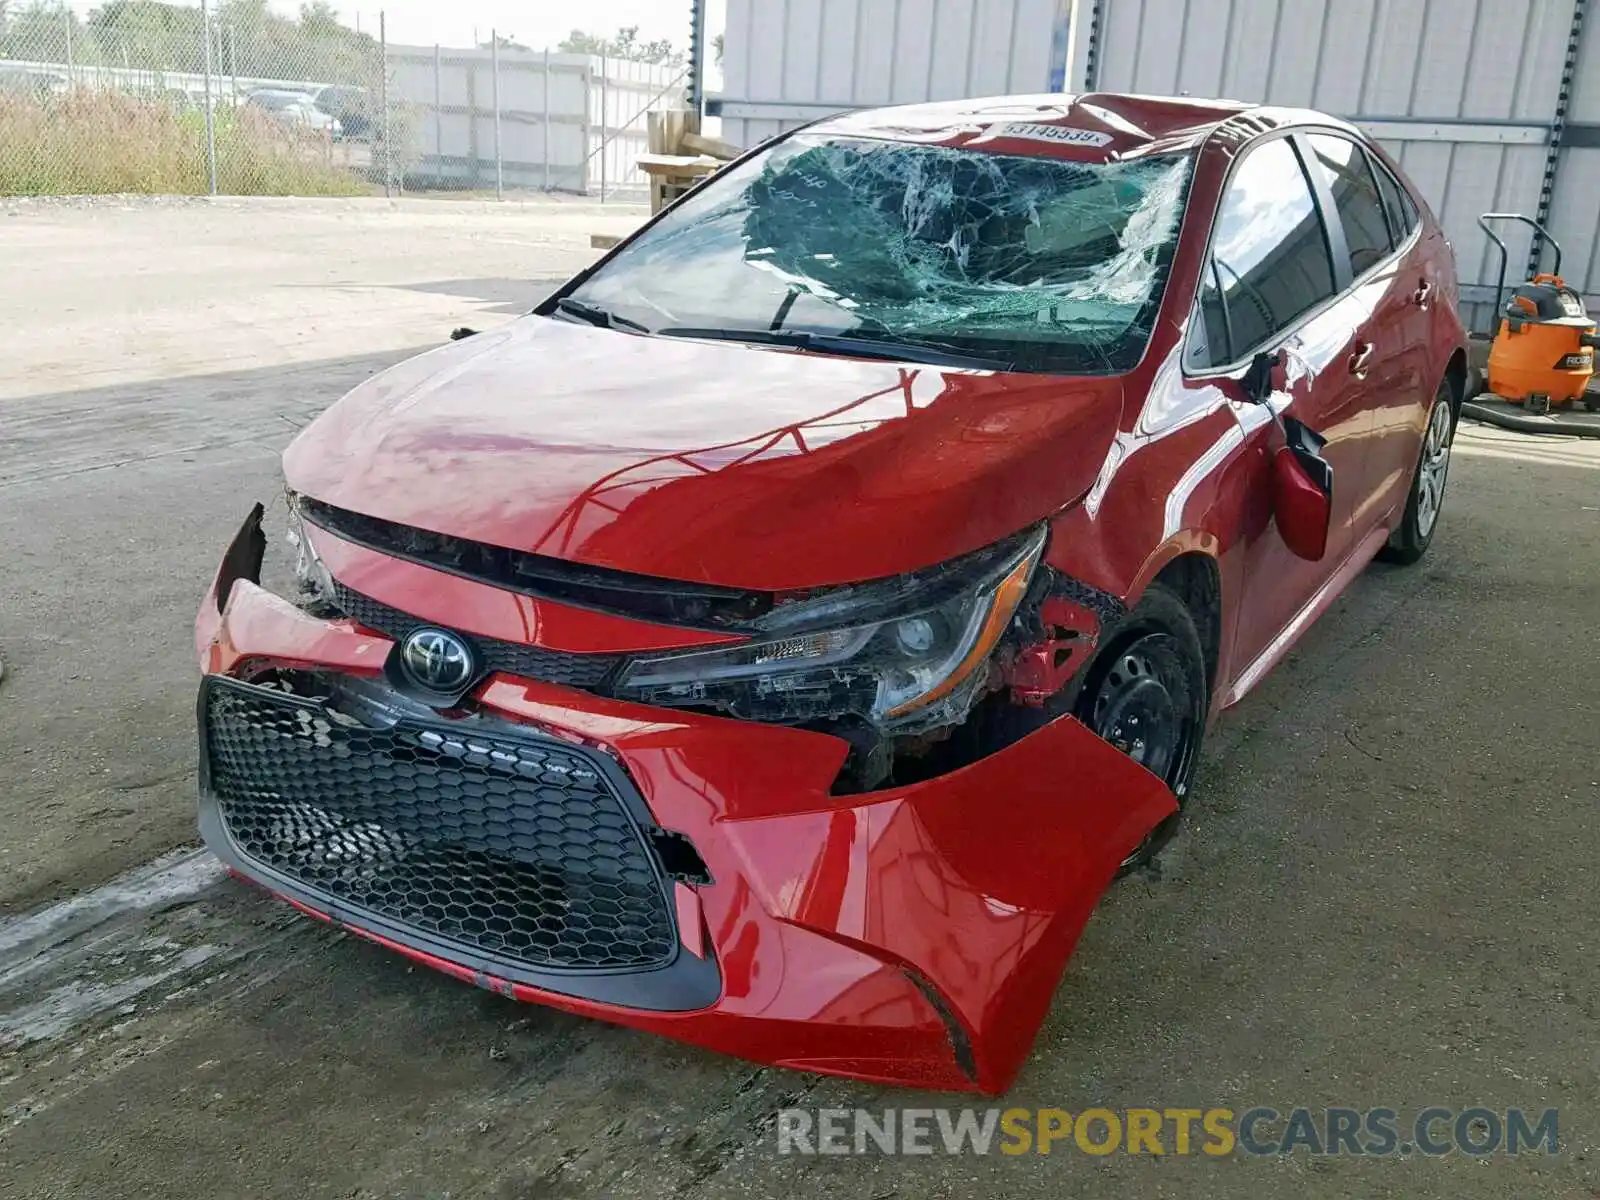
[1369,154,1419,245]
[1307,133,1394,276]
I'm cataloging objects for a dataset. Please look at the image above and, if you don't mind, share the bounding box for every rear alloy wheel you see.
[1379,380,1455,565]
[1074,584,1207,871]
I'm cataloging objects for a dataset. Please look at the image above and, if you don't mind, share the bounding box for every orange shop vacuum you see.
[1477,213,1598,415]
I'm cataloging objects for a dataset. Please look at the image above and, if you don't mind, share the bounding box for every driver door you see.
[1185,134,1374,680]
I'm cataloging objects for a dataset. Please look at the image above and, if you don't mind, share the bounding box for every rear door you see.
[1302,132,1432,529]
[1183,134,1372,674]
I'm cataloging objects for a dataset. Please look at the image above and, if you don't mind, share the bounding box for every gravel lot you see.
[2,197,1597,1199]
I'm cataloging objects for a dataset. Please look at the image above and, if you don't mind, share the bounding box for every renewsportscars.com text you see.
[775,1106,1559,1157]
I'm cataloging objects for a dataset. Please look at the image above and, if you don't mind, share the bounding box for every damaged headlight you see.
[283,491,336,607]
[613,526,1047,730]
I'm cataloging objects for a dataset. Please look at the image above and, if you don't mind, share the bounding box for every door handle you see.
[1349,343,1375,380]
[1413,280,1434,309]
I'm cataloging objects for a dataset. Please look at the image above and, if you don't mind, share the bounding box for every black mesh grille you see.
[330,582,621,690]
[204,678,676,970]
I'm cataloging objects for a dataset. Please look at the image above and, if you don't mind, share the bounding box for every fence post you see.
[434,44,443,186]
[199,0,219,195]
[492,30,503,200]
[543,48,552,192]
[599,53,607,203]
[63,11,74,85]
[380,10,392,198]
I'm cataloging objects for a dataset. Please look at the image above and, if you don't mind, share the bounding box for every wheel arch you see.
[1126,541,1224,701]
[1443,347,1468,418]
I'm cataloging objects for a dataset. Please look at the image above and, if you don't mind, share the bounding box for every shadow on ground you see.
[0,424,1596,1200]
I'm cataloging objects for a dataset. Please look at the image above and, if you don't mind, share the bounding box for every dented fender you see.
[709,713,1179,1092]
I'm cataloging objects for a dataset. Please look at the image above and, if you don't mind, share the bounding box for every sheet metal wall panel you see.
[818,0,861,102]
[1219,0,1279,99]
[930,0,980,99]
[1361,0,1431,115]
[780,0,825,101]
[891,2,939,100]
[854,0,901,105]
[1454,2,1528,118]
[970,0,1019,95]
[1173,0,1232,99]
[1125,0,1182,94]
[721,0,1066,144]
[1548,3,1597,295]
[1573,4,1600,124]
[1267,0,1332,109]
[747,0,788,102]
[1549,149,1600,296]
[1311,0,1380,113]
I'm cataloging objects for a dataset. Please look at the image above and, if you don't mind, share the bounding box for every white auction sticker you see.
[991,122,1114,148]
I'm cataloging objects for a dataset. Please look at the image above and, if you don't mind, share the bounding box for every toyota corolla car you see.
[195,94,1466,1094]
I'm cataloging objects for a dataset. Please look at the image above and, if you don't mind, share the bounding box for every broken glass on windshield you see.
[567,134,1195,375]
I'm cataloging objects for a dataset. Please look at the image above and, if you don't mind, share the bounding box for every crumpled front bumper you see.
[195,531,1176,1095]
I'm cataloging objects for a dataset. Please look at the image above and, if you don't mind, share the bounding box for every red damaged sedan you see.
[195,94,1467,1094]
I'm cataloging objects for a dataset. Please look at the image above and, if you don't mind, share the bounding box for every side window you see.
[1307,133,1393,276]
[1206,137,1337,363]
[1369,154,1418,246]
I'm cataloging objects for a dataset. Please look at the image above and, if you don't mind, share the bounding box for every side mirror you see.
[1271,417,1334,562]
[1240,349,1286,406]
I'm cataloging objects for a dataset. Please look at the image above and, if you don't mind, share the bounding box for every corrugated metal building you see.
[713,0,1597,324]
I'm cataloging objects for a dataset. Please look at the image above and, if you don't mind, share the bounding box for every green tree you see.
[480,32,529,51]
[558,25,683,66]
[298,0,341,37]
[86,1,203,72]
[2,0,98,65]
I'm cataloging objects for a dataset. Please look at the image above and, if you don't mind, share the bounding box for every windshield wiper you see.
[655,327,1011,371]
[552,296,651,334]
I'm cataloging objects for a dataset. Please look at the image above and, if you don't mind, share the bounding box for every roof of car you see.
[810,92,1325,159]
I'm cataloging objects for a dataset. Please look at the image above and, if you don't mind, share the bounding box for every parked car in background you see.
[312,84,374,140]
[245,88,339,136]
[195,93,1468,1096]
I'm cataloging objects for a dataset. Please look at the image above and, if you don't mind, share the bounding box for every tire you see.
[1072,583,1209,871]
[1378,379,1456,566]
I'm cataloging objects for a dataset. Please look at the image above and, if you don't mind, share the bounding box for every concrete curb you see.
[1461,399,1600,439]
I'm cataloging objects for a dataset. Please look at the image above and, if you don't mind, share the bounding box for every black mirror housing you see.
[1240,349,1286,405]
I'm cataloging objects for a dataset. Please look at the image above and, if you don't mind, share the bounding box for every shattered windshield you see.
[566,134,1194,374]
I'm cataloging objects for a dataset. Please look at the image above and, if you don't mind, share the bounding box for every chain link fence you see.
[0,1,687,199]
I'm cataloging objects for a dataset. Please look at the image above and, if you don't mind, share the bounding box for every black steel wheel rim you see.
[1083,629,1202,868]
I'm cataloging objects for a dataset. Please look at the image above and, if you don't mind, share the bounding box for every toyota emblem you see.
[399,628,476,692]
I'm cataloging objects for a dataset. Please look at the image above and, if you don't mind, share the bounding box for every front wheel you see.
[1378,380,1455,566]
[1073,583,1208,871]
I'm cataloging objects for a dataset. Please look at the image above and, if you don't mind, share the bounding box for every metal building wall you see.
[1073,0,1596,325]
[1547,3,1599,304]
[715,0,1071,146]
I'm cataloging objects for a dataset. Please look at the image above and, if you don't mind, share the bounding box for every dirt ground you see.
[2,197,1598,1199]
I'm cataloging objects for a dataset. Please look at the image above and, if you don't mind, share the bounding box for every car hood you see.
[283,317,1124,590]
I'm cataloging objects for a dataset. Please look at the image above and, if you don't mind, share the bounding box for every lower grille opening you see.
[203,675,677,971]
